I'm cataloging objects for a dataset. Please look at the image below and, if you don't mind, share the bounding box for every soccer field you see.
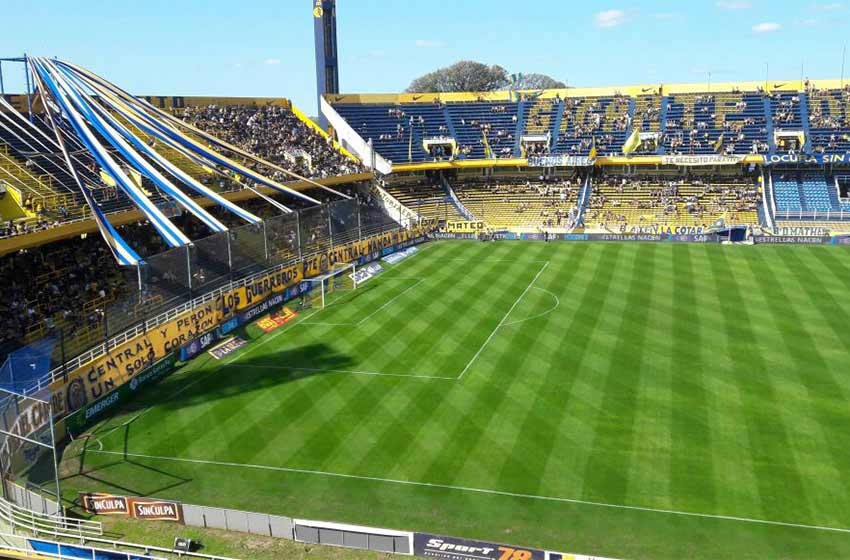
[63,240,850,559]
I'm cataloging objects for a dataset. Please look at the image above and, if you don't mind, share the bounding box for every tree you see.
[406,61,508,93]
[514,73,567,90]
[406,62,566,93]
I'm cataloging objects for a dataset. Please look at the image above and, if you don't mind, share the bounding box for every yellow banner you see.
[50,226,430,419]
[224,263,303,313]
[50,301,228,417]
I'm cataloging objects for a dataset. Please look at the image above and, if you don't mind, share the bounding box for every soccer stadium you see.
[1,2,850,559]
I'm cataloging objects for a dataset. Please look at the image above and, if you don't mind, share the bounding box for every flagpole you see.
[841,45,846,89]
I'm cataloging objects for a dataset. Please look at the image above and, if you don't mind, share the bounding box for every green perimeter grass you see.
[59,240,850,559]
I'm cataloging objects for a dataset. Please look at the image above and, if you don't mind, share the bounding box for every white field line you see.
[220,363,456,381]
[456,261,550,379]
[357,278,425,326]
[502,287,561,327]
[302,277,425,327]
[89,449,850,535]
[86,358,223,446]
[442,258,551,263]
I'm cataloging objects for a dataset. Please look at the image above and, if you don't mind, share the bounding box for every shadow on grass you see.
[56,343,354,511]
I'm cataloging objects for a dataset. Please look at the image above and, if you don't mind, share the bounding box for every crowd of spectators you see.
[0,182,366,358]
[178,104,363,180]
[586,175,759,232]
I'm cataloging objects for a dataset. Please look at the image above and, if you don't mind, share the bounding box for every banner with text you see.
[414,533,545,560]
[50,226,429,420]
[660,154,747,166]
[442,221,486,234]
[80,493,184,523]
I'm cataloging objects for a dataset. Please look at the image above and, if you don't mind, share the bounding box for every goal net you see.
[300,264,358,310]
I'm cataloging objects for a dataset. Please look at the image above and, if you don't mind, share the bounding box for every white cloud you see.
[717,0,752,9]
[595,9,626,28]
[264,58,281,65]
[415,39,445,48]
[753,21,782,32]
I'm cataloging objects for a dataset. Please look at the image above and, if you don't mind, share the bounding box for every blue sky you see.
[1,0,848,115]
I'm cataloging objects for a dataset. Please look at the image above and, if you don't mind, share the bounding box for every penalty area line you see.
[89,449,850,535]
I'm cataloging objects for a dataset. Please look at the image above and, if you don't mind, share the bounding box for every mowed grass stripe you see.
[669,245,717,513]
[626,246,674,507]
[446,246,558,491]
[747,250,850,526]
[407,253,553,487]
[540,243,628,498]
[706,248,813,523]
[489,246,590,496]
[581,244,655,505]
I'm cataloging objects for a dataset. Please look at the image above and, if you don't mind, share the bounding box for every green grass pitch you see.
[62,240,850,559]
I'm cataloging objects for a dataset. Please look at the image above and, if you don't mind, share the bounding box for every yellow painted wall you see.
[327,78,846,106]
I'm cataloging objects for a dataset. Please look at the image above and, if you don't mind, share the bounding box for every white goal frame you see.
[300,264,358,309]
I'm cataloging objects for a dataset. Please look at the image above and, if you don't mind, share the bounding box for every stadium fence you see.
[2,192,423,395]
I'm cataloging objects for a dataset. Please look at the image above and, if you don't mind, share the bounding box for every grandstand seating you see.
[445,101,518,160]
[382,179,466,221]
[555,95,630,156]
[808,88,850,155]
[455,180,580,229]
[585,175,760,232]
[330,88,809,163]
[663,92,770,155]
[772,172,843,217]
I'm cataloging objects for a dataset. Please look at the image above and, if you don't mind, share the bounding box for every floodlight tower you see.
[313,0,339,130]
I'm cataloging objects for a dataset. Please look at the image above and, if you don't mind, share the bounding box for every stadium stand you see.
[584,173,760,232]
[0,97,365,239]
[176,103,363,179]
[454,177,581,229]
[772,171,844,217]
[555,94,631,156]
[381,175,466,221]
[808,86,850,156]
[445,101,519,160]
[325,81,850,169]
[663,92,771,156]
[0,183,374,360]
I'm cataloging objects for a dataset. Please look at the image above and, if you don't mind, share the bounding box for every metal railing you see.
[6,532,244,560]
[774,208,850,220]
[25,218,420,394]
[0,495,101,540]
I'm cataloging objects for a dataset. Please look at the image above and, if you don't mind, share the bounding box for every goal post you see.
[300,264,358,309]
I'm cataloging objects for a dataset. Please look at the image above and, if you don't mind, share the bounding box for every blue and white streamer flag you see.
[56,64,261,226]
[32,57,190,247]
[27,60,142,266]
[47,60,228,234]
[58,60,350,201]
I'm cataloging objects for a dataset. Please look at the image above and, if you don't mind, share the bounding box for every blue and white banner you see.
[180,330,220,361]
[382,246,418,265]
[350,263,383,285]
[767,152,850,166]
[528,155,593,167]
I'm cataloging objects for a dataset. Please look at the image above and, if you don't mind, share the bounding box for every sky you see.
[1,0,848,115]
